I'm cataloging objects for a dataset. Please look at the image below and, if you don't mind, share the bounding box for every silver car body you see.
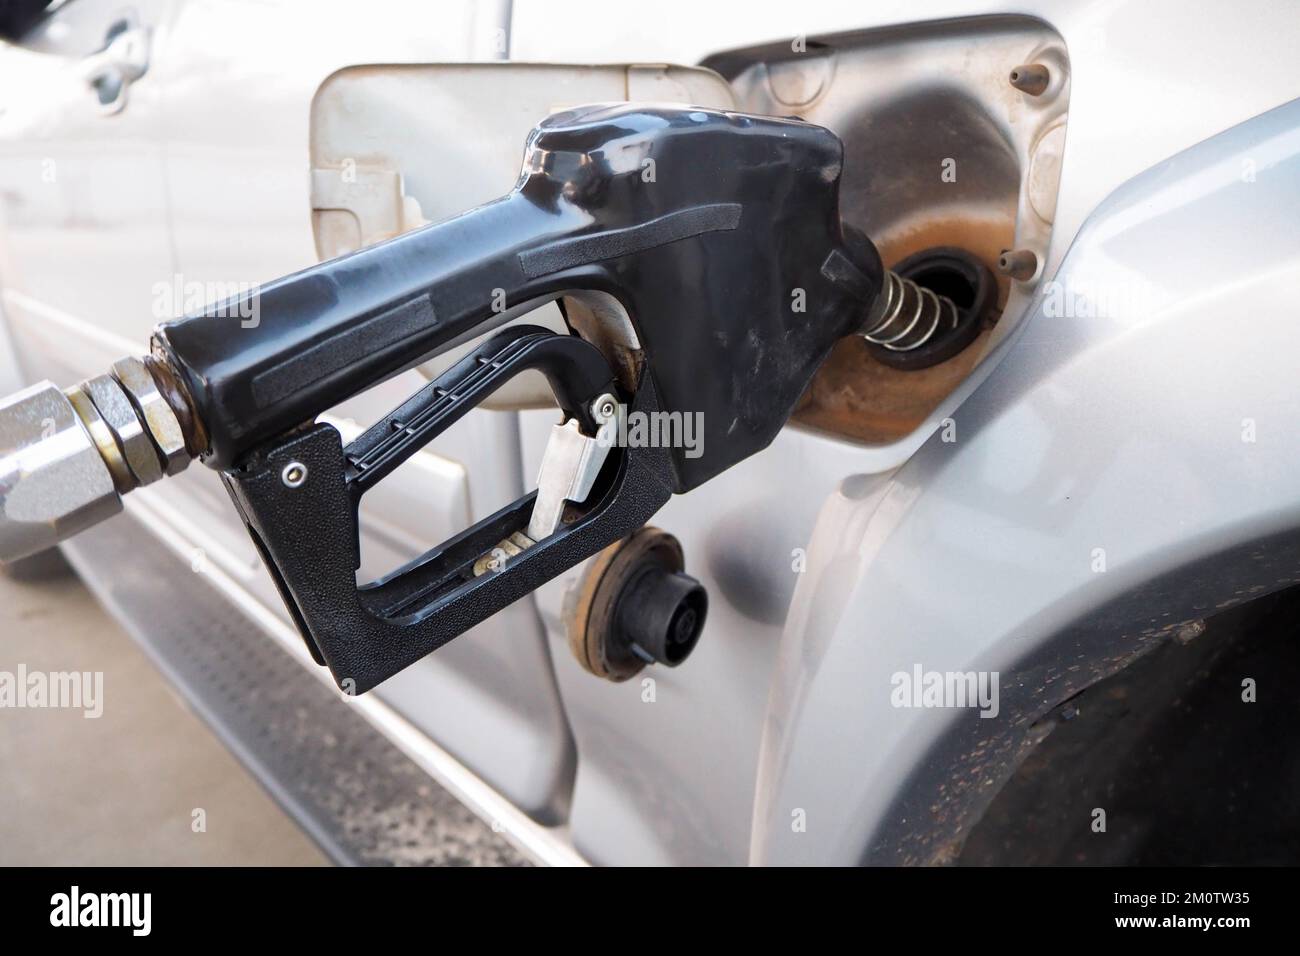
[1,0,1297,865]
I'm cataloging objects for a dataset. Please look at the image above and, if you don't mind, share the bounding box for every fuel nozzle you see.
[0,101,951,692]
[0,355,198,562]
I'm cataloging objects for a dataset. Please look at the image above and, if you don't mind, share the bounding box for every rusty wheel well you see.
[957,583,1300,865]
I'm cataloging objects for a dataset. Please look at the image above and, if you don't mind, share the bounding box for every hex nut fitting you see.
[65,384,135,493]
[81,373,165,486]
[110,356,191,476]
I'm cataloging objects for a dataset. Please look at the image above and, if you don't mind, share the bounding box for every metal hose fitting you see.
[0,355,196,562]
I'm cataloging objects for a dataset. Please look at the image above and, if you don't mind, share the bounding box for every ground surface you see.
[0,553,330,865]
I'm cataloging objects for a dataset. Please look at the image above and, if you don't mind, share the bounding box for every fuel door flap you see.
[309,62,735,409]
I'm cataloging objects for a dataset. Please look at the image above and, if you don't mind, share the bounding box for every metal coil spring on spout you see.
[860,270,959,352]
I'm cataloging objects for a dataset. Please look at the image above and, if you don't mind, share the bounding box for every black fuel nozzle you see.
[130,105,892,691]
[153,103,885,483]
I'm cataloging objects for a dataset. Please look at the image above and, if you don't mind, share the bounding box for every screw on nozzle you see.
[0,354,199,563]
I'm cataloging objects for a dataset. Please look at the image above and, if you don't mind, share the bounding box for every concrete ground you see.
[0,552,329,865]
